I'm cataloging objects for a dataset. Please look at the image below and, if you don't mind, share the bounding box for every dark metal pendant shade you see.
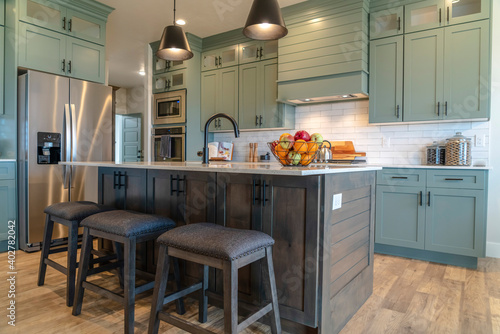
[157,25,193,61]
[243,0,288,40]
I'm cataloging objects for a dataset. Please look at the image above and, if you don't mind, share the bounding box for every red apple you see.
[294,130,311,142]
[271,140,279,151]
[310,133,323,144]
[279,133,294,150]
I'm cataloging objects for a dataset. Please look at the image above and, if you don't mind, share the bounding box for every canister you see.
[445,132,472,166]
[426,141,446,165]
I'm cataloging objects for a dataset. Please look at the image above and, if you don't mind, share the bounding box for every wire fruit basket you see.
[267,140,323,167]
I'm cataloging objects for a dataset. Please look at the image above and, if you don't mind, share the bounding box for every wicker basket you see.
[445,132,471,166]
[268,141,323,167]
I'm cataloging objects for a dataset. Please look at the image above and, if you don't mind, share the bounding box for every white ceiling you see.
[101,0,306,88]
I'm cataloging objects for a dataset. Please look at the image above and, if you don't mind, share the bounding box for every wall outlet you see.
[475,135,485,147]
[382,137,390,148]
[333,193,342,210]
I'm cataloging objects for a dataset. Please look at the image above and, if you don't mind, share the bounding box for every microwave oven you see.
[153,89,186,125]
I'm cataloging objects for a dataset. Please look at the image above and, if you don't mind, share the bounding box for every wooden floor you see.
[1,249,499,334]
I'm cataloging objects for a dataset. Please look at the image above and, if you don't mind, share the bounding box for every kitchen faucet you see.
[202,113,240,164]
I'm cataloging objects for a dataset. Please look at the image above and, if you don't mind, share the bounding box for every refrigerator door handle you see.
[62,104,71,189]
[70,104,77,188]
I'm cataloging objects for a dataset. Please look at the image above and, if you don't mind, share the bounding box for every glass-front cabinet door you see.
[405,0,444,33]
[219,46,238,68]
[370,7,404,39]
[19,0,67,33]
[445,0,490,25]
[66,9,106,45]
[201,51,219,71]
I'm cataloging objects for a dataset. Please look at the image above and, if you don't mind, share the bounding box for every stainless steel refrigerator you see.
[18,70,112,251]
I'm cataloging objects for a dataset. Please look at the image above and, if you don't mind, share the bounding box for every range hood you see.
[277,0,369,105]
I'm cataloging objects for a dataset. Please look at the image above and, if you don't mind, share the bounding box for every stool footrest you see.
[237,303,272,333]
[158,312,214,334]
[44,258,68,275]
[90,254,118,265]
[82,281,124,304]
[135,281,155,295]
[87,261,122,276]
[163,282,203,306]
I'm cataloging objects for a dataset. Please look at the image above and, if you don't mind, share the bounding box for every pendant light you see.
[157,0,193,61]
[243,0,288,40]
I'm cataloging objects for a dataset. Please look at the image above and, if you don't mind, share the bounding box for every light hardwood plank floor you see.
[0,249,499,333]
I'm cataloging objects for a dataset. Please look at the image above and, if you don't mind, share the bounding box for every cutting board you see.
[326,141,366,160]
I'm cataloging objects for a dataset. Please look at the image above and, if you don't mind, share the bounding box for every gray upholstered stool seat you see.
[81,210,176,237]
[44,201,112,221]
[38,201,114,307]
[74,210,184,334]
[157,223,275,260]
[149,223,281,334]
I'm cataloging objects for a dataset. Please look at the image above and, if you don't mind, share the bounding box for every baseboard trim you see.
[486,242,500,258]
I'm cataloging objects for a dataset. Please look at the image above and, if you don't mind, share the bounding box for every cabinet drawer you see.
[0,162,15,180]
[377,168,426,187]
[426,170,486,189]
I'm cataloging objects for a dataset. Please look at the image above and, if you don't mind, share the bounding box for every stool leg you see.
[124,238,136,334]
[72,228,93,316]
[113,241,124,289]
[262,247,281,334]
[223,261,238,334]
[172,257,186,315]
[38,215,54,286]
[66,221,79,307]
[199,265,209,323]
[148,244,170,334]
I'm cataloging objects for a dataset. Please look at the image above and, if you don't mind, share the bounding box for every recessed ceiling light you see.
[342,95,350,98]
[304,99,311,102]
[139,70,146,76]
[176,19,186,26]
[311,18,320,23]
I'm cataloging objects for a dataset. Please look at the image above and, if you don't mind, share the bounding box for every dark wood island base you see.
[90,164,377,334]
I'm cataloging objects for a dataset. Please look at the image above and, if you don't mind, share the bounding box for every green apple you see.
[310,133,323,144]
[287,151,301,166]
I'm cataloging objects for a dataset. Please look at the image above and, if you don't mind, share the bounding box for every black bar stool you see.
[72,210,185,334]
[148,223,281,334]
[38,201,113,307]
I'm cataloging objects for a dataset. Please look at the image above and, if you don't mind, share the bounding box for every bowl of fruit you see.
[268,131,324,167]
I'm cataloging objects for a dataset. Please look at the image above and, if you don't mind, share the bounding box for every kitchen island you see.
[61,161,381,334]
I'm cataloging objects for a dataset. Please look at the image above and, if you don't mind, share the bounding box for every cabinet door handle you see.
[396,105,400,119]
[170,174,175,195]
[255,115,259,126]
[252,179,259,205]
[439,8,442,24]
[444,178,464,181]
[215,57,218,67]
[113,171,118,189]
[259,115,263,126]
[218,119,222,128]
[262,181,269,207]
[68,61,72,74]
[391,176,408,179]
[120,172,126,189]
[68,18,72,32]
[256,49,260,59]
[419,191,423,206]
[219,56,222,66]
[63,17,66,30]
[177,175,185,196]
[427,191,431,207]
[397,17,401,31]
[260,47,263,59]
[167,60,171,70]
[437,102,440,116]
[445,101,448,116]
[62,59,66,72]
[447,6,450,23]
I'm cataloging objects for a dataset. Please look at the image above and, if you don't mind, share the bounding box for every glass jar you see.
[426,141,445,165]
[445,132,472,166]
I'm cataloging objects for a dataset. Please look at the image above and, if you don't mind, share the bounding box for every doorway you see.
[115,113,143,162]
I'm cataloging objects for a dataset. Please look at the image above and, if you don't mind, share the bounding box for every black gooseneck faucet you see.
[203,113,240,164]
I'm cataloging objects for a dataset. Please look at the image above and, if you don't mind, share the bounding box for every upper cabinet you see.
[151,40,187,75]
[153,69,186,94]
[0,26,4,115]
[1,0,5,26]
[19,0,107,45]
[405,0,490,33]
[201,45,239,72]
[239,40,278,64]
[370,7,404,39]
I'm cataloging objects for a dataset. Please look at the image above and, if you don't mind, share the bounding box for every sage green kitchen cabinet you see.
[0,0,4,26]
[239,40,278,64]
[445,0,490,25]
[19,0,107,45]
[153,69,186,93]
[200,67,238,132]
[443,20,490,120]
[66,36,105,83]
[404,29,444,122]
[0,162,16,253]
[369,36,403,123]
[201,45,238,72]
[425,188,485,257]
[375,185,426,249]
[239,59,281,129]
[0,27,4,115]
[370,7,404,40]
[18,22,105,83]
[151,40,187,75]
[375,168,488,265]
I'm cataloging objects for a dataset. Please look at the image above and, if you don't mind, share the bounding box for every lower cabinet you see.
[0,162,16,252]
[98,168,147,212]
[375,168,488,265]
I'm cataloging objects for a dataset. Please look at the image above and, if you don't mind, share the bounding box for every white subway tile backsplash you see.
[214,101,490,166]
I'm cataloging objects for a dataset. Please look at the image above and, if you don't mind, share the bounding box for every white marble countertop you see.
[59,161,382,176]
[366,164,491,170]
[0,159,16,162]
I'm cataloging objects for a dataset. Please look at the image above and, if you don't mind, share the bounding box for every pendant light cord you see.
[173,0,176,25]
